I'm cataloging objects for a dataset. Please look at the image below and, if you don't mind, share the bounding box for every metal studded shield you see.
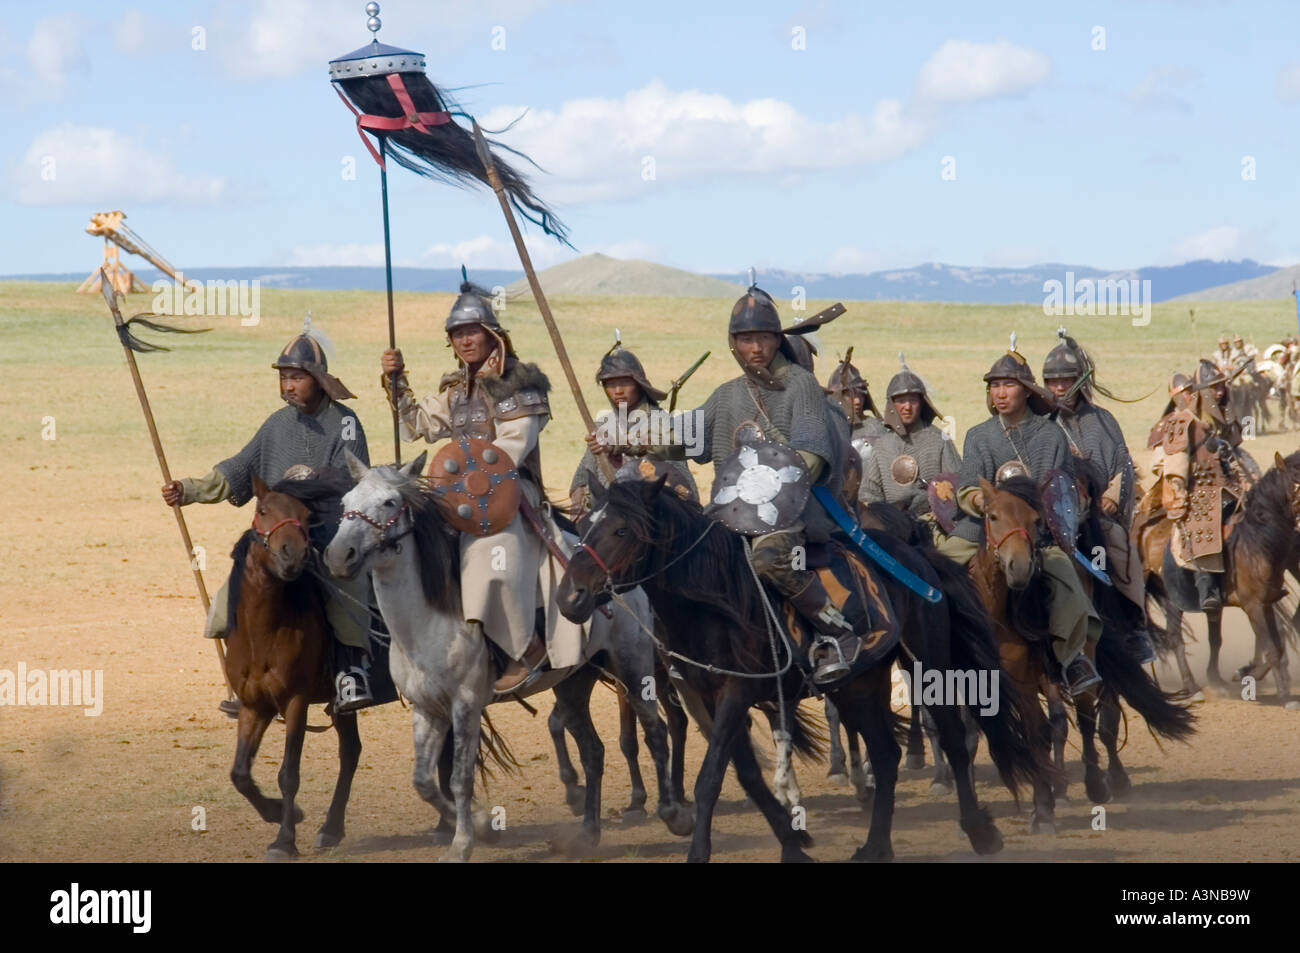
[427,436,521,536]
[1040,468,1080,551]
[708,440,810,535]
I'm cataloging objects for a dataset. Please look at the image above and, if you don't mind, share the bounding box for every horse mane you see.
[374,466,463,617]
[225,526,324,637]
[997,474,1041,512]
[605,481,776,672]
[1235,459,1297,565]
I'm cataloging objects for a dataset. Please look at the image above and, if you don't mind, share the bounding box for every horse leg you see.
[922,706,954,796]
[411,706,457,836]
[617,687,649,815]
[1023,699,1057,834]
[769,706,802,811]
[848,728,872,804]
[842,672,900,862]
[315,710,360,849]
[1076,691,1110,805]
[265,695,309,862]
[663,676,690,805]
[730,722,814,863]
[622,673,692,835]
[1046,686,1069,800]
[230,705,290,823]
[1097,690,1130,799]
[906,702,927,770]
[547,705,584,816]
[686,686,749,864]
[825,697,848,781]
[1166,604,1202,697]
[552,667,603,853]
[930,701,1002,855]
[440,696,482,864]
[1205,607,1227,690]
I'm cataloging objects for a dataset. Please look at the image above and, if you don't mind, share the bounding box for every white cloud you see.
[916,39,1050,105]
[27,14,90,92]
[1129,65,1200,113]
[11,124,228,206]
[285,242,386,267]
[286,234,569,270]
[1172,225,1242,261]
[1278,63,1300,104]
[479,81,929,204]
[114,10,169,55]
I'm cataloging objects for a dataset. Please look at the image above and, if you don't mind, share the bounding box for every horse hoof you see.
[436,849,469,863]
[850,844,894,863]
[564,786,586,816]
[314,831,342,850]
[1053,784,1069,801]
[264,845,298,862]
[621,805,648,824]
[968,824,1003,856]
[660,804,695,838]
[1030,817,1058,836]
[928,781,954,797]
[563,827,600,857]
[1109,773,1133,800]
[827,770,850,786]
[781,845,816,863]
[905,753,926,770]
[1178,690,1206,707]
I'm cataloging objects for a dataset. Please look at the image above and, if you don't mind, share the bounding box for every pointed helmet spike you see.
[364,2,381,35]
[898,351,907,370]
[460,264,468,284]
[303,311,312,334]
[1009,331,1017,353]
[747,266,756,289]
[1057,325,1067,341]
[615,327,621,345]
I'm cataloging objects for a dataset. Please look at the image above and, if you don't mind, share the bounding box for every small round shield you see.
[427,437,520,536]
[890,454,919,486]
[708,440,810,535]
[926,472,959,534]
[996,460,1030,485]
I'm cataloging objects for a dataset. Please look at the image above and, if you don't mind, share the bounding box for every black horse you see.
[557,476,1044,862]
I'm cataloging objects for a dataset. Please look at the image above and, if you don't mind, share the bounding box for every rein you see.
[341,504,413,552]
[252,513,307,548]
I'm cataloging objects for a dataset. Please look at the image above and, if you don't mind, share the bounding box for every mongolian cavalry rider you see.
[380,277,586,694]
[824,357,886,506]
[1041,331,1157,664]
[1211,335,1234,377]
[860,354,959,519]
[572,340,697,514]
[1229,334,1258,369]
[934,337,1104,697]
[681,283,891,684]
[162,321,385,712]
[1147,360,1259,612]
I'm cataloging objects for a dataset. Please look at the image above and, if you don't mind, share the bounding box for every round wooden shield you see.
[427,437,521,536]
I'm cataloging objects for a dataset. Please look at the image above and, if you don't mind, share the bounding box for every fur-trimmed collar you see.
[438,356,551,400]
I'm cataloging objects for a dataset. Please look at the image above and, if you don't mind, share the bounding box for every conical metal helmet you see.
[596,341,668,404]
[445,279,502,333]
[271,315,355,400]
[883,353,942,433]
[983,332,1054,415]
[728,284,782,335]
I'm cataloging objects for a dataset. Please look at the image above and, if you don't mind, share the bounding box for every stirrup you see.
[334,668,374,713]
[811,635,852,685]
[218,698,240,718]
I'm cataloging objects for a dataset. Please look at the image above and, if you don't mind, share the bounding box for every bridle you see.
[252,511,308,549]
[341,503,413,553]
[574,507,716,595]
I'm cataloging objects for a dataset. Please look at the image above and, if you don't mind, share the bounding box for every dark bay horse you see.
[225,474,361,861]
[975,476,1194,830]
[1138,450,1300,707]
[558,476,1042,862]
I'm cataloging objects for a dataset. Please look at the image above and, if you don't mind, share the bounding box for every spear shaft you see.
[379,136,402,465]
[100,273,234,700]
[470,121,616,483]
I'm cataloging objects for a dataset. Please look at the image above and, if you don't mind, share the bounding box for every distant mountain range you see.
[5,257,1283,303]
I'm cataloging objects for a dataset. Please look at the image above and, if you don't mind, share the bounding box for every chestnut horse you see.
[225,474,362,861]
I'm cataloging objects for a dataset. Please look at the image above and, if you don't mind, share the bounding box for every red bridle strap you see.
[576,542,615,578]
[252,514,307,546]
[985,519,1031,553]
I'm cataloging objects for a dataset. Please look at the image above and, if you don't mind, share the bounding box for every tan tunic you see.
[392,375,588,666]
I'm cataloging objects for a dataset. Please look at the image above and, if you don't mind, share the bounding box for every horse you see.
[324,451,692,862]
[1138,450,1300,708]
[558,475,1043,862]
[972,476,1195,829]
[224,474,362,862]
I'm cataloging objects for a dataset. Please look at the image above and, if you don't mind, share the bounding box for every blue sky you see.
[3,0,1298,277]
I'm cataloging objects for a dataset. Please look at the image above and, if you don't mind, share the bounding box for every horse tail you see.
[920,547,1043,804]
[1095,634,1196,743]
[475,709,522,783]
[753,699,826,763]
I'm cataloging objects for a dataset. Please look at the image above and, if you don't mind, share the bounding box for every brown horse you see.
[225,474,361,861]
[1137,450,1300,707]
[972,476,1195,828]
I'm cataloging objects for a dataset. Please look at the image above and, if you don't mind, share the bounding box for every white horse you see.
[324,451,691,862]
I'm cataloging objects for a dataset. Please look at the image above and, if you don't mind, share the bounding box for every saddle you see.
[779,541,900,683]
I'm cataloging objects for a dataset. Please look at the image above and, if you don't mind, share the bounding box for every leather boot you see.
[1064,655,1102,699]
[787,574,856,684]
[1193,571,1222,612]
[333,641,376,713]
[494,635,548,694]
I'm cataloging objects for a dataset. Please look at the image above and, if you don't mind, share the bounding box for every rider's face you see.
[1045,377,1076,403]
[893,394,921,426]
[989,379,1028,416]
[733,332,780,369]
[451,324,495,366]
[603,377,643,409]
[280,369,321,410]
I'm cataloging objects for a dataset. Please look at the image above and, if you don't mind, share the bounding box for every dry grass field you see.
[2,280,1298,862]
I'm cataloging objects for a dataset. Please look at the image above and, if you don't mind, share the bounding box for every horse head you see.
[1276,451,1300,528]
[559,473,668,623]
[325,449,428,579]
[250,474,312,582]
[979,475,1040,590]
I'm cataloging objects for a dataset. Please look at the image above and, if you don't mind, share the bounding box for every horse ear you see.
[646,472,670,498]
[978,476,995,497]
[586,472,608,507]
[252,474,270,500]
[1275,451,1287,471]
[344,449,369,484]
[402,450,428,479]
